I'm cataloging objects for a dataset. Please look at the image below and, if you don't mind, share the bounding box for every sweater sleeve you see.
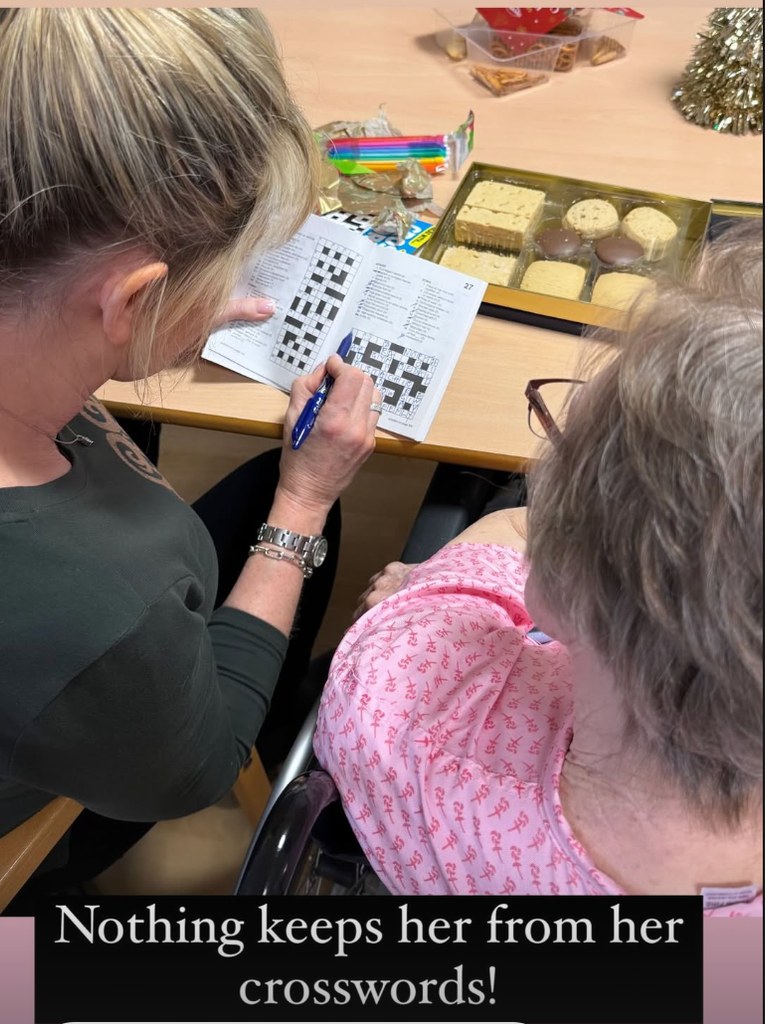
[8,581,287,822]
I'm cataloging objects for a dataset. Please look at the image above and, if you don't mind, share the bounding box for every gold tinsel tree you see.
[672,8,762,135]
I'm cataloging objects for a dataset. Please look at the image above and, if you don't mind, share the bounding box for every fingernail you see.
[257,298,276,313]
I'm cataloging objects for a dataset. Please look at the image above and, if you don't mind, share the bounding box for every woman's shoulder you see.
[396,536,532,620]
[446,507,528,552]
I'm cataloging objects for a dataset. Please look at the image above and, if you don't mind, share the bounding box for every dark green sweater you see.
[0,400,287,835]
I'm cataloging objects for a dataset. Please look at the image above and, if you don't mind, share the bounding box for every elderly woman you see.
[315,221,762,911]
[0,9,380,896]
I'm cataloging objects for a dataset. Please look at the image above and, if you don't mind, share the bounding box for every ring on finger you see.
[370,401,383,414]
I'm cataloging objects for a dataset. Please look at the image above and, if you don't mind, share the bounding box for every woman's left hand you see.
[214,296,276,327]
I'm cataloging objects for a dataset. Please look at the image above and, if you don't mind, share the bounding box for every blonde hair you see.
[527,220,763,826]
[0,8,318,376]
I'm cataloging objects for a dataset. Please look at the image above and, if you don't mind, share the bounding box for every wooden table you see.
[98,7,762,472]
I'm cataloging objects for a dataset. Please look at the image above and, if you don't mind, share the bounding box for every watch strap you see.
[255,523,328,572]
[257,523,310,556]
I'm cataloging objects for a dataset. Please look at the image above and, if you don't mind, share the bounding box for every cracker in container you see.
[469,64,549,97]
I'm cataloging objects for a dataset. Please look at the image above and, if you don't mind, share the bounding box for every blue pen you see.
[291,331,354,450]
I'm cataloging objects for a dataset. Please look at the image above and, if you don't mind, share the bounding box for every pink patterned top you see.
[314,543,762,916]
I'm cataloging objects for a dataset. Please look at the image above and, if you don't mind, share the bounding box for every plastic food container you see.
[434,10,563,73]
[435,8,637,72]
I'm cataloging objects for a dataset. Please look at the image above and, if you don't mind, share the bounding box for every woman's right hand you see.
[276,355,382,517]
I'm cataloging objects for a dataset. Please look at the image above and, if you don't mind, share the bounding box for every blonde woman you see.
[316,221,763,910]
[0,10,380,899]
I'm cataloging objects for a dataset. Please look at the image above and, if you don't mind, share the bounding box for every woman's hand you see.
[214,296,276,327]
[353,561,416,621]
[277,355,382,517]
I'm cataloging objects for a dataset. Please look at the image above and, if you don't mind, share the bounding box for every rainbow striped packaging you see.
[324,110,474,177]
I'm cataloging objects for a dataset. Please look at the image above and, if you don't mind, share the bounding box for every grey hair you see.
[527,219,763,827]
[0,8,318,377]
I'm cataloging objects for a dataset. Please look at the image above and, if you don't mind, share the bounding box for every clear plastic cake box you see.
[434,10,563,72]
[434,8,638,73]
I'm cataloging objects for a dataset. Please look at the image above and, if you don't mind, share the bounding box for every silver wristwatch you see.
[255,523,329,577]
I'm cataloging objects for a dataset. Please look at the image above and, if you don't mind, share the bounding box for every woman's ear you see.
[100,262,168,350]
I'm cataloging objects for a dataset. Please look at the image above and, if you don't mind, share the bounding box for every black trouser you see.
[5,441,339,911]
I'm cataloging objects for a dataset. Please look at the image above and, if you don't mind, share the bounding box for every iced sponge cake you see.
[591,272,656,310]
[454,181,546,250]
[439,245,517,286]
[520,260,586,300]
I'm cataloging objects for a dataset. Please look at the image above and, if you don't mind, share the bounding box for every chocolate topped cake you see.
[595,236,644,266]
[537,227,583,258]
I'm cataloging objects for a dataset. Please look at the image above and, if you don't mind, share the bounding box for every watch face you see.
[310,537,329,568]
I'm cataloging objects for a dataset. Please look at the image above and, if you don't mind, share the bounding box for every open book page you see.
[203,214,487,442]
[203,216,371,390]
[341,249,485,440]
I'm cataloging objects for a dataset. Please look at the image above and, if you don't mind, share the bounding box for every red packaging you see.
[476,8,576,34]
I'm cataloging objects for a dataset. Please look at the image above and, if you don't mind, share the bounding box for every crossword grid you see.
[324,211,376,234]
[349,331,438,422]
[270,238,362,374]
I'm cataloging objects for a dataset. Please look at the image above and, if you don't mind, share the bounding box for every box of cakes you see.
[418,162,713,332]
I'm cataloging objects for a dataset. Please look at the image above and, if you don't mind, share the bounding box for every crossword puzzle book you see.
[203,214,487,442]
